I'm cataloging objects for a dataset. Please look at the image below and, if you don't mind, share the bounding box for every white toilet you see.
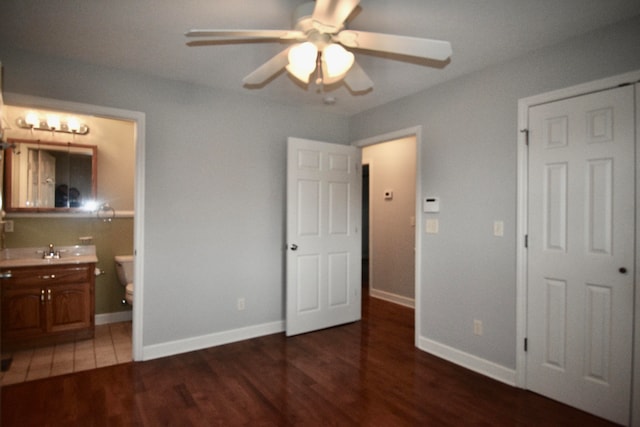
[115,255,134,305]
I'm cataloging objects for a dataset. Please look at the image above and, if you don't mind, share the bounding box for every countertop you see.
[0,245,98,268]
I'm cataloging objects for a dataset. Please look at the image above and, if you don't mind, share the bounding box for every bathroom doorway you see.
[0,94,145,381]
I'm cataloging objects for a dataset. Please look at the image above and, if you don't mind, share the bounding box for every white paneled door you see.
[286,137,361,336]
[527,85,635,424]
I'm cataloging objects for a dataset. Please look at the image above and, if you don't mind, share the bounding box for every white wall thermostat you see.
[423,196,440,213]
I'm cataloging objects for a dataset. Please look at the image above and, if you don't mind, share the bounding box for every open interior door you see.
[286,137,361,336]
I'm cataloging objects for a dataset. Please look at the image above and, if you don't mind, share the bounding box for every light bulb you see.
[25,111,39,127]
[46,114,60,130]
[286,42,318,83]
[67,117,81,132]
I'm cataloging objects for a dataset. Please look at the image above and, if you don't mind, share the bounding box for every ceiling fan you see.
[186,0,452,92]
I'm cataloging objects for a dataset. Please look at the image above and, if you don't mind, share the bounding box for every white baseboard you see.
[418,336,516,386]
[142,320,285,361]
[369,288,415,308]
[95,310,133,325]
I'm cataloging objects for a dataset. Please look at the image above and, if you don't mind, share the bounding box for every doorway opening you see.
[361,136,417,309]
[353,126,423,342]
[1,93,145,374]
[362,164,370,291]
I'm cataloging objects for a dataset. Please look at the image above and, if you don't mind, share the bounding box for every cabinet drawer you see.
[2,265,91,287]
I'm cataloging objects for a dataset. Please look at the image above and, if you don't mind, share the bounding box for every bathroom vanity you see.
[0,245,97,350]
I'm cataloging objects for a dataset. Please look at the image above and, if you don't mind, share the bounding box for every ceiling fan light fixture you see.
[186,0,452,90]
[286,42,318,83]
[322,43,354,78]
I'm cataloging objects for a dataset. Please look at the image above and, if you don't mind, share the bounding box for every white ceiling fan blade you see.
[242,47,291,85]
[312,0,360,33]
[344,60,373,92]
[186,29,304,41]
[338,30,452,61]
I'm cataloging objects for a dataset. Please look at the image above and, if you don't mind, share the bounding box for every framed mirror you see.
[4,138,97,212]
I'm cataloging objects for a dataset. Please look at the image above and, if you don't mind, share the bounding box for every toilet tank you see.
[114,255,134,285]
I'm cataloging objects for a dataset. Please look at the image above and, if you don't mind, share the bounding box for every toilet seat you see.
[125,283,134,305]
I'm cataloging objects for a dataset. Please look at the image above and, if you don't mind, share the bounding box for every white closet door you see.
[526,85,634,425]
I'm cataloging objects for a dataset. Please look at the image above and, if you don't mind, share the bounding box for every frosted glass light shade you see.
[286,42,318,83]
[322,44,354,78]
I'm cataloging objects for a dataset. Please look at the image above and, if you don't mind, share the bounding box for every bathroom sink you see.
[0,245,98,268]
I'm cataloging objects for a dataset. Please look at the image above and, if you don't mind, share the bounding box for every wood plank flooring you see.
[1,297,617,426]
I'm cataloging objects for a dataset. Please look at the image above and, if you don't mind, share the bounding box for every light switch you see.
[493,220,504,237]
[426,219,439,234]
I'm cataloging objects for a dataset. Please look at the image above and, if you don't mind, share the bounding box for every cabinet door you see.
[2,286,45,340]
[47,283,92,333]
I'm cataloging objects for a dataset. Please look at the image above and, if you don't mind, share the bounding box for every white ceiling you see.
[1,0,640,115]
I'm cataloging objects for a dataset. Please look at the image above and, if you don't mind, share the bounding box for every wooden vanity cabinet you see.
[1,263,95,350]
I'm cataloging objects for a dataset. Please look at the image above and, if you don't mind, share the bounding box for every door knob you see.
[291,244,298,251]
[619,267,627,274]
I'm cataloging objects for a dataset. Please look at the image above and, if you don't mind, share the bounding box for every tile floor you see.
[1,321,132,385]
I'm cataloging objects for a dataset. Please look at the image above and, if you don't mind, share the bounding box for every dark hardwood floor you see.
[2,297,617,426]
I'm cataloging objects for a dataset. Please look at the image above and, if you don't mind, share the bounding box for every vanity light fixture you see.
[16,112,90,135]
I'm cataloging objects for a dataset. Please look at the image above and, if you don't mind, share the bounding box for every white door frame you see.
[516,70,640,424]
[353,126,423,346]
[4,92,146,362]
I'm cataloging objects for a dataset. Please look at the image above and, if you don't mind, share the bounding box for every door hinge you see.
[524,234,528,248]
[520,128,529,145]
[524,338,528,352]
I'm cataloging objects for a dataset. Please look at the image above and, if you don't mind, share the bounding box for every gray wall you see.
[0,45,349,346]
[350,16,640,369]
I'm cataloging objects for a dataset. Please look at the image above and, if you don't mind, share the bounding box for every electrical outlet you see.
[237,297,246,311]
[473,319,483,336]
[3,220,14,233]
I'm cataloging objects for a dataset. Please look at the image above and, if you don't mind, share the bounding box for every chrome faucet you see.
[43,243,60,259]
